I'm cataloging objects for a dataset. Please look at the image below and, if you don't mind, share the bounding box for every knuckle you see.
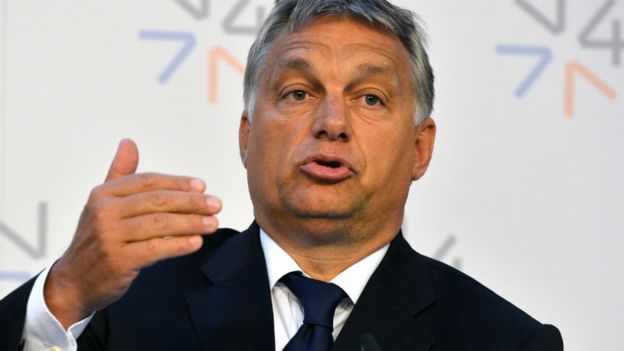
[88,185,104,202]
[139,173,156,188]
[88,189,99,203]
[175,176,190,191]
[92,201,112,222]
[149,190,167,208]
[146,239,160,256]
[176,238,188,252]
[152,213,168,231]
[190,194,204,210]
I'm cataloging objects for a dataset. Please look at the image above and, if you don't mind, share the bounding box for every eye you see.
[361,94,383,107]
[287,90,308,101]
[364,95,381,106]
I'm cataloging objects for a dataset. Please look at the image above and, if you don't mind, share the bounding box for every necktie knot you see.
[280,272,347,351]
[281,272,347,328]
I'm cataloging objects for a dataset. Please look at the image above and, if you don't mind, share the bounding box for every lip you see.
[299,153,356,183]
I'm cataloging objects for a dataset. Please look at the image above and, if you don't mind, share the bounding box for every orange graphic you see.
[208,47,245,103]
[564,60,617,118]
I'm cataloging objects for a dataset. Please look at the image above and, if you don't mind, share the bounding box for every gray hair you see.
[243,0,434,125]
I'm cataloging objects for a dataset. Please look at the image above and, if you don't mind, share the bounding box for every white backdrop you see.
[1,1,623,350]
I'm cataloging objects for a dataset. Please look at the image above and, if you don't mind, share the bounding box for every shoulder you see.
[81,227,250,348]
[423,254,537,325]
[390,237,563,349]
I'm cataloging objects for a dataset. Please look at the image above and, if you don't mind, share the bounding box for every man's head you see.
[239,0,436,252]
[244,0,435,125]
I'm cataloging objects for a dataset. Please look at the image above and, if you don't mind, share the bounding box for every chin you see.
[283,196,362,220]
[282,184,367,215]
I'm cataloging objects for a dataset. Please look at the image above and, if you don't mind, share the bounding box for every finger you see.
[103,172,206,197]
[105,139,139,182]
[116,190,222,218]
[127,235,204,269]
[122,213,218,241]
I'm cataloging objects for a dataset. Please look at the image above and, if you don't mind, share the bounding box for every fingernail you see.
[202,217,216,228]
[190,179,205,191]
[205,196,221,211]
[188,236,202,247]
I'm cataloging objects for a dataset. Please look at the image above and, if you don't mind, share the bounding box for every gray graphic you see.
[222,0,267,34]
[173,0,209,21]
[516,0,566,34]
[402,219,462,270]
[579,0,623,66]
[0,202,47,259]
[433,235,462,270]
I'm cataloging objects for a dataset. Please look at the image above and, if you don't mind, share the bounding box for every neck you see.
[257,215,401,282]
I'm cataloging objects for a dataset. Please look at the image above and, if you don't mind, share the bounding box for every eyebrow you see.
[269,57,320,92]
[355,62,395,77]
[274,57,314,74]
[269,58,401,96]
[348,62,401,95]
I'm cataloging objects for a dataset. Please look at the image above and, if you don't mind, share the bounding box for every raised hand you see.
[43,139,222,329]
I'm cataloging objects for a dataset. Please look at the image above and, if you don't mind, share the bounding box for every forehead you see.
[266,17,411,72]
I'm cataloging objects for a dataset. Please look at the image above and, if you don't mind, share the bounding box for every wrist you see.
[43,260,91,329]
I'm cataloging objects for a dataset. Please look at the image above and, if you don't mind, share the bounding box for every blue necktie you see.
[281,272,347,351]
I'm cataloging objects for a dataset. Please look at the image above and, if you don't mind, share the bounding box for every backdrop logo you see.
[496,0,620,118]
[0,202,48,283]
[138,0,266,102]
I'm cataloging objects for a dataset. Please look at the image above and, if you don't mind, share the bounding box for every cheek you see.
[360,127,415,182]
[247,116,301,177]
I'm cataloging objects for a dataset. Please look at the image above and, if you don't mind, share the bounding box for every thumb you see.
[105,139,139,182]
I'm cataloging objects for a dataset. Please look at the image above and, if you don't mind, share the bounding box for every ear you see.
[411,118,436,180]
[239,110,252,168]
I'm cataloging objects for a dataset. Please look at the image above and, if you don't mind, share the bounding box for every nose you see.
[311,95,352,142]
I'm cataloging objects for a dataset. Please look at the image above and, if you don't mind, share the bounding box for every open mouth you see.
[300,154,354,182]
[316,159,343,168]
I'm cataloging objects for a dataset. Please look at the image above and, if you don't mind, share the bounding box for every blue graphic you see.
[0,271,30,282]
[138,30,196,84]
[496,45,553,98]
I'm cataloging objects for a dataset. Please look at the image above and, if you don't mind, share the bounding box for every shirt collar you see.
[259,228,389,304]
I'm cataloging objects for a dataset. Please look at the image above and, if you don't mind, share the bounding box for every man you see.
[0,0,563,350]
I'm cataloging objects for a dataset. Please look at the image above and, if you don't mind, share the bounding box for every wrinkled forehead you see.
[279,16,406,52]
[266,16,411,73]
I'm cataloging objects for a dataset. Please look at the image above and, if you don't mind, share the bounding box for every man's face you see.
[240,17,435,242]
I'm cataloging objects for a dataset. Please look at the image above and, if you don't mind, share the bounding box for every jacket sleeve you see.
[520,324,564,351]
[0,277,37,351]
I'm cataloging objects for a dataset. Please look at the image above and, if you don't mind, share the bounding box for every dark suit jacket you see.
[1,222,563,350]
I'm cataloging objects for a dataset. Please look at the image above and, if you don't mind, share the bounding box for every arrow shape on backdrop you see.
[433,235,462,270]
[564,60,617,118]
[515,0,566,34]
[173,0,209,21]
[0,202,47,259]
[139,30,196,84]
[496,45,553,98]
[208,47,245,103]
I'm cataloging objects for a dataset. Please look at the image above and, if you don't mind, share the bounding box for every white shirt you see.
[260,229,388,349]
[22,229,389,351]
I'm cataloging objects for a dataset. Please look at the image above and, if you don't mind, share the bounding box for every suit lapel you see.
[185,222,275,351]
[333,232,438,351]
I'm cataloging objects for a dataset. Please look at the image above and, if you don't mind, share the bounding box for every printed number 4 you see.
[579,0,624,66]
